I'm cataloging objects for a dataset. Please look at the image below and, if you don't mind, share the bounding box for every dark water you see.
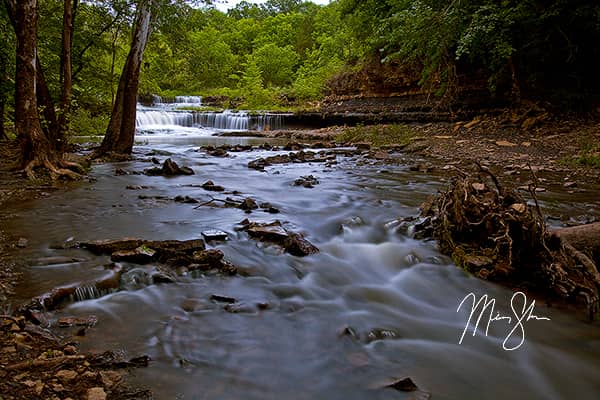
[5,130,600,399]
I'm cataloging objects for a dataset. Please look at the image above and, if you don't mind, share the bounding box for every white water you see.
[136,94,286,134]
[7,134,600,399]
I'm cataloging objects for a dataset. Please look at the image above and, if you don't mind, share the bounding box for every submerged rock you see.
[294,175,320,188]
[201,180,225,192]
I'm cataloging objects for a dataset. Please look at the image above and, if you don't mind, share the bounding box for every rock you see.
[126,185,145,190]
[239,197,258,211]
[111,245,156,264]
[201,229,228,241]
[201,180,225,191]
[58,315,98,327]
[82,238,146,254]
[496,140,517,147]
[409,163,434,173]
[247,221,289,241]
[386,377,419,392]
[114,168,128,175]
[99,370,122,389]
[510,203,527,213]
[181,298,208,312]
[248,158,268,170]
[55,369,78,383]
[241,220,319,256]
[87,387,107,400]
[283,233,319,256]
[208,148,228,157]
[16,237,28,248]
[152,269,177,284]
[283,142,305,151]
[365,328,400,343]
[224,302,257,313]
[145,158,194,176]
[174,195,199,204]
[355,142,371,151]
[563,181,577,188]
[293,175,319,188]
[210,294,236,303]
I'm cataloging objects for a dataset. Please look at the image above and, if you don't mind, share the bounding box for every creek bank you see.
[407,168,600,317]
[0,315,152,400]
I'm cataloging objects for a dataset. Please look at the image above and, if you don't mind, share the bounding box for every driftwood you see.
[419,170,600,318]
[6,355,86,371]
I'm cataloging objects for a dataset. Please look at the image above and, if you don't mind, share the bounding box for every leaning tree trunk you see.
[10,0,78,179]
[97,0,153,157]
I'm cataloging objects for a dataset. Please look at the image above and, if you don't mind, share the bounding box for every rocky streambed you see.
[1,133,600,399]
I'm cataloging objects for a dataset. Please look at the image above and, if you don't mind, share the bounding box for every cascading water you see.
[136,94,286,134]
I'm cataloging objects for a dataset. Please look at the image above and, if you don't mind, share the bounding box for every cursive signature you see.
[456,291,551,351]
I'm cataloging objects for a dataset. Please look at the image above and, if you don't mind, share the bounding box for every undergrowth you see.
[335,124,418,147]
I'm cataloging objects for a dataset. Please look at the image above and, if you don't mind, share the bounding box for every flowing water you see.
[5,120,600,399]
[136,97,286,133]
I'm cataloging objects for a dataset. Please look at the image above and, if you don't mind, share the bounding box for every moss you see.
[334,124,418,147]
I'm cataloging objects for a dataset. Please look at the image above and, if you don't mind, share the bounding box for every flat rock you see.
[55,369,78,382]
[242,220,319,256]
[87,387,107,400]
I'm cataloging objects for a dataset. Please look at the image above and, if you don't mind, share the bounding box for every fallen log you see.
[551,222,600,265]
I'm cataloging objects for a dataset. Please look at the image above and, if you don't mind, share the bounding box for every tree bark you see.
[4,0,60,150]
[0,96,6,140]
[97,0,153,157]
[9,0,78,179]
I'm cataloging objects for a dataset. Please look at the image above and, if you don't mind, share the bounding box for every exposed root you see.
[23,156,82,180]
[419,166,600,317]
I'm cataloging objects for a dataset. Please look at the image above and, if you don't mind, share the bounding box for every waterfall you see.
[72,284,116,302]
[135,94,287,132]
[136,110,196,127]
[150,95,203,106]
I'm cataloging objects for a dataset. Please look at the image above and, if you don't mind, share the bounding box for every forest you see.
[2,0,600,156]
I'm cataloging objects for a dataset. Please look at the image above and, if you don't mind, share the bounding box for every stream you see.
[4,111,600,399]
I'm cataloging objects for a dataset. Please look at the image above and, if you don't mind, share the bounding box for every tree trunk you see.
[97,0,153,157]
[0,60,6,140]
[553,222,600,264]
[4,0,60,150]
[57,0,77,153]
[9,0,78,179]
[0,96,6,140]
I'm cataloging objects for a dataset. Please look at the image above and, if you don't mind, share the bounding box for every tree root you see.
[23,156,82,180]
[419,166,600,318]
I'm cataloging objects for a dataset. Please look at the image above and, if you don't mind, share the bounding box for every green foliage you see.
[252,44,299,87]
[69,108,110,137]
